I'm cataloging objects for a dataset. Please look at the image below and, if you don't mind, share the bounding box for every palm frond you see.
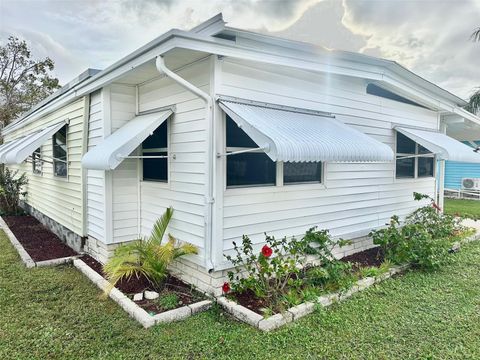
[471,27,480,42]
[465,89,480,115]
[149,206,174,244]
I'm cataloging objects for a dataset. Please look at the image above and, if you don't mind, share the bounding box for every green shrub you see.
[157,292,179,310]
[225,227,350,310]
[103,207,197,292]
[370,193,467,270]
[0,168,27,215]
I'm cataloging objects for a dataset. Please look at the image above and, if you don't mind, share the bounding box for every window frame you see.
[52,125,68,178]
[395,131,435,180]
[224,114,324,189]
[32,147,42,175]
[141,118,169,183]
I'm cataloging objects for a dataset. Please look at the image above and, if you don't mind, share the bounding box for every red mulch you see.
[341,246,385,268]
[3,215,77,262]
[80,254,204,314]
[230,289,270,315]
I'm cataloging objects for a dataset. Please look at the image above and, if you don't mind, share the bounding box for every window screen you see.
[226,115,276,187]
[32,147,42,175]
[53,126,67,177]
[142,121,168,182]
[284,162,322,184]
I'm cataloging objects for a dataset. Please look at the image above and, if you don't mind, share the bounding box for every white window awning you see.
[82,110,172,170]
[395,127,480,163]
[219,100,394,162]
[2,121,66,165]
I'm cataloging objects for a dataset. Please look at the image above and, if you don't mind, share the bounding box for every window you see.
[53,125,67,177]
[225,115,322,187]
[395,132,434,179]
[32,147,42,175]
[367,84,426,108]
[142,121,168,182]
[226,115,275,187]
[284,162,322,184]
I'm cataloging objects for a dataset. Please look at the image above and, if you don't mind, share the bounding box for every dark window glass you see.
[53,126,67,177]
[32,147,42,174]
[143,152,168,182]
[396,157,415,178]
[142,121,168,182]
[226,115,257,148]
[418,144,431,154]
[418,157,434,177]
[142,122,167,149]
[396,132,416,154]
[227,153,276,187]
[284,162,322,184]
[367,84,425,108]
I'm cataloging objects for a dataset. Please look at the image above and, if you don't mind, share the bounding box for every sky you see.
[1,0,480,100]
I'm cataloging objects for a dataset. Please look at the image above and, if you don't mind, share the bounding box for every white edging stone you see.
[0,215,80,268]
[72,258,213,328]
[217,263,410,332]
[0,216,35,268]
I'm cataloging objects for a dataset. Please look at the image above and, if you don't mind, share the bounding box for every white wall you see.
[86,90,106,241]
[137,58,210,258]
[5,98,87,236]
[217,58,437,256]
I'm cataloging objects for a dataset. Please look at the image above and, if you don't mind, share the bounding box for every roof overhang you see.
[4,13,474,136]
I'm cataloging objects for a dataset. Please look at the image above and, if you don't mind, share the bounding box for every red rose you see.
[261,245,273,258]
[222,282,230,293]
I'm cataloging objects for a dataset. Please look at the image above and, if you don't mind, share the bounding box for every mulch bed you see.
[341,246,385,268]
[80,254,204,314]
[3,215,77,262]
[229,247,387,315]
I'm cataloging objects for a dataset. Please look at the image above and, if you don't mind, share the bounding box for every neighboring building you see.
[445,141,480,191]
[1,14,480,295]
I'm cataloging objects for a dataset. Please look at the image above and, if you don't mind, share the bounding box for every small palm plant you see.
[103,207,197,293]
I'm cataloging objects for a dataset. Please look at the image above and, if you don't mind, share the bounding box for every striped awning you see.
[219,100,394,163]
[82,109,172,170]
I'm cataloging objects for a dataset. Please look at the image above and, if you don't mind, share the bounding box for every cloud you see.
[1,0,479,100]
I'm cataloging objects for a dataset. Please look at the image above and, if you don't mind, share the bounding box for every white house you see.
[2,14,480,294]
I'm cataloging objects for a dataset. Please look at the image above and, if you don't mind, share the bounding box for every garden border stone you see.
[0,216,80,268]
[73,258,213,328]
[217,263,408,332]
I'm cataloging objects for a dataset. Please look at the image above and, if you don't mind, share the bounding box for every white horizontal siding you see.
[86,90,105,241]
[138,59,209,254]
[5,98,87,235]
[219,58,438,251]
[110,84,139,243]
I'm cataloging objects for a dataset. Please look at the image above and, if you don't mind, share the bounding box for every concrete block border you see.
[73,258,213,328]
[0,216,80,268]
[217,264,409,332]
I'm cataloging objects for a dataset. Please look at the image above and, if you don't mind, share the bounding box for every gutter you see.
[155,56,216,272]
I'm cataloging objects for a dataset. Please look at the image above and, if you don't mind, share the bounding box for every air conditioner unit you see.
[462,178,480,190]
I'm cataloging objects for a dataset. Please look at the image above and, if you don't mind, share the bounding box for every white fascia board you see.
[4,30,471,135]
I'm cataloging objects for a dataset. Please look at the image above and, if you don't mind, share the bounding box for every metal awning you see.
[219,100,394,162]
[395,126,480,163]
[82,110,172,170]
[2,121,66,165]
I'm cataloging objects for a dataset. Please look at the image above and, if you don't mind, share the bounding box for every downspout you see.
[81,95,91,244]
[155,56,215,272]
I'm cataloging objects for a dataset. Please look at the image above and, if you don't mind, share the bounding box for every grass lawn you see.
[444,198,480,219]
[1,231,480,360]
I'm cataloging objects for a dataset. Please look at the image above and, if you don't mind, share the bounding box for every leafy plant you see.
[370,193,467,270]
[103,207,197,292]
[0,168,28,215]
[225,227,349,310]
[157,292,179,310]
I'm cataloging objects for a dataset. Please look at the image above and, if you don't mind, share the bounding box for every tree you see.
[465,28,480,115]
[0,36,60,127]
